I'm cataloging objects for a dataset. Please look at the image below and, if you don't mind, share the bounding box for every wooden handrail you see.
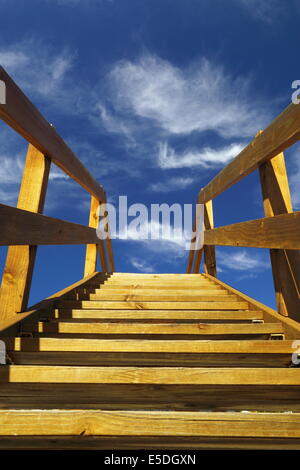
[187,99,300,320]
[0,67,114,330]
[203,212,300,249]
[0,203,104,245]
[0,66,105,202]
[199,102,300,204]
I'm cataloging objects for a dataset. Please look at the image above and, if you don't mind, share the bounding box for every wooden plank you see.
[1,410,300,438]
[1,366,300,385]
[53,309,263,320]
[57,300,249,310]
[18,321,282,336]
[0,66,105,202]
[102,196,115,272]
[186,194,201,273]
[196,200,216,276]
[90,288,227,296]
[0,144,50,327]
[0,272,103,333]
[90,283,224,291]
[87,293,234,301]
[84,196,100,276]
[4,338,291,354]
[199,101,300,203]
[259,152,300,320]
[203,273,300,339]
[0,204,102,246]
[203,212,300,249]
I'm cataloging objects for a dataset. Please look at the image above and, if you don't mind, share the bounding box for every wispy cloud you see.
[130,257,155,273]
[157,142,244,169]
[104,54,270,139]
[149,177,194,193]
[0,40,73,95]
[218,249,268,272]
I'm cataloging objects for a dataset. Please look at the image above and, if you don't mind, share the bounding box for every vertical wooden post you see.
[203,200,217,277]
[84,196,108,275]
[187,195,200,273]
[102,193,115,273]
[0,144,50,324]
[259,152,300,320]
[193,200,216,275]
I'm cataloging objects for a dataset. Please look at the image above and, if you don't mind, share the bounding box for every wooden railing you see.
[187,101,300,321]
[0,66,114,331]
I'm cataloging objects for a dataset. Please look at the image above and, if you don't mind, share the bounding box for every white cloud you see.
[218,249,268,272]
[130,257,155,273]
[0,40,74,108]
[158,142,244,169]
[106,54,270,139]
[149,176,194,193]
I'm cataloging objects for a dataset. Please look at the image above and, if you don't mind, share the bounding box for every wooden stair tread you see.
[18,321,283,336]
[56,300,249,310]
[0,409,300,438]
[52,309,263,320]
[3,338,291,353]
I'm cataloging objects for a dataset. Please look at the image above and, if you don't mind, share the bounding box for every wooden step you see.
[22,321,283,338]
[51,309,264,321]
[3,338,293,367]
[1,365,300,384]
[56,300,249,310]
[98,283,224,291]
[0,410,300,441]
[84,292,232,302]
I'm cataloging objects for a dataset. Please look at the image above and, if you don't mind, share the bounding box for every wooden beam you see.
[0,144,50,326]
[0,66,105,202]
[259,152,300,320]
[203,212,300,249]
[1,409,300,439]
[4,338,290,354]
[18,321,282,336]
[1,366,300,385]
[57,300,249,310]
[203,200,217,276]
[0,204,102,246]
[84,196,100,276]
[53,309,263,320]
[102,196,115,272]
[199,101,300,203]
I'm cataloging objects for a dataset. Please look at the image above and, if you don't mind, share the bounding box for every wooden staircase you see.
[1,67,300,449]
[1,272,300,449]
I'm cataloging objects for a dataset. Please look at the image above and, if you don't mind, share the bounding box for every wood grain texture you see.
[259,152,300,320]
[1,366,300,385]
[0,204,101,246]
[204,212,300,249]
[0,144,50,327]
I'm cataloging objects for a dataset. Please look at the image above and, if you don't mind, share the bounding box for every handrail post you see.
[84,196,108,275]
[202,200,217,277]
[259,151,300,320]
[0,144,50,324]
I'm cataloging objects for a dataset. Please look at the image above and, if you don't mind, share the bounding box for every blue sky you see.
[0,0,299,308]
